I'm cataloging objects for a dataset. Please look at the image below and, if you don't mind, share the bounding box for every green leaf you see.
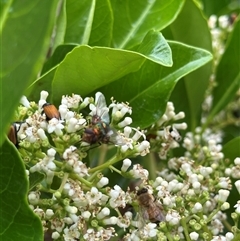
[0,0,60,146]
[88,0,113,47]
[41,44,77,75]
[27,44,78,101]
[137,30,173,67]
[0,140,43,241]
[65,0,113,46]
[52,45,145,103]
[206,17,240,127]
[52,33,173,104]
[222,136,240,161]
[111,0,185,49]
[27,67,57,102]
[102,41,212,128]
[168,0,213,130]
[200,0,240,17]
[29,172,45,191]
[51,0,66,53]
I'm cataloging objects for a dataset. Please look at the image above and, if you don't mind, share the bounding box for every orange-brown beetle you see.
[7,122,25,147]
[42,103,60,120]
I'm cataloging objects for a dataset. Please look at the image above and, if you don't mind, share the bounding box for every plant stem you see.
[88,155,122,173]
[69,173,92,188]
[109,165,121,175]
[180,217,191,241]
[58,172,69,192]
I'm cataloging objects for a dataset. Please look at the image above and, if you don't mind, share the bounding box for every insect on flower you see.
[82,92,121,145]
[7,122,26,147]
[42,103,60,120]
[137,188,165,225]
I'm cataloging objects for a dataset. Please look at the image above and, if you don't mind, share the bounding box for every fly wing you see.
[107,128,127,146]
[90,92,110,124]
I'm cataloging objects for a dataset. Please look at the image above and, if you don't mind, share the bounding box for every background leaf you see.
[111,0,185,49]
[65,0,113,46]
[52,46,145,104]
[222,136,240,161]
[137,30,173,66]
[0,0,60,146]
[204,17,240,127]
[51,33,173,104]
[101,41,212,128]
[200,0,240,17]
[167,0,213,131]
[0,140,43,241]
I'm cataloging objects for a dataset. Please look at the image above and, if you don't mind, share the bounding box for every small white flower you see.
[40,90,49,101]
[140,223,157,238]
[28,191,40,205]
[97,177,109,188]
[235,180,240,195]
[20,96,30,108]
[217,189,230,203]
[65,205,78,214]
[234,200,240,214]
[46,209,54,219]
[47,118,64,135]
[192,202,203,213]
[166,210,181,225]
[181,162,192,175]
[118,117,133,128]
[234,157,240,165]
[130,164,149,180]
[221,202,230,211]
[211,235,227,241]
[103,216,118,225]
[37,128,48,140]
[97,207,110,219]
[226,232,234,241]
[136,140,150,156]
[85,187,103,205]
[82,211,91,220]
[109,185,128,208]
[131,128,146,142]
[121,158,132,172]
[190,231,199,240]
[52,232,60,240]
[47,148,56,157]
[66,117,78,133]
[61,94,82,108]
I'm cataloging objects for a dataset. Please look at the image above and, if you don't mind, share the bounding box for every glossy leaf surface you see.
[168,0,213,130]
[102,41,212,128]
[0,0,59,145]
[222,136,240,161]
[111,0,185,49]
[52,31,172,103]
[0,140,43,241]
[65,0,113,46]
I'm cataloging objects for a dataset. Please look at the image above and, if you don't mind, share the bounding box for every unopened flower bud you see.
[121,158,132,172]
[97,207,110,219]
[217,189,230,203]
[20,96,30,108]
[97,177,109,188]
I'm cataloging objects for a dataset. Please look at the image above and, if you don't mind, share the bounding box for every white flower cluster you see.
[183,127,224,162]
[12,90,240,241]
[146,101,187,159]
